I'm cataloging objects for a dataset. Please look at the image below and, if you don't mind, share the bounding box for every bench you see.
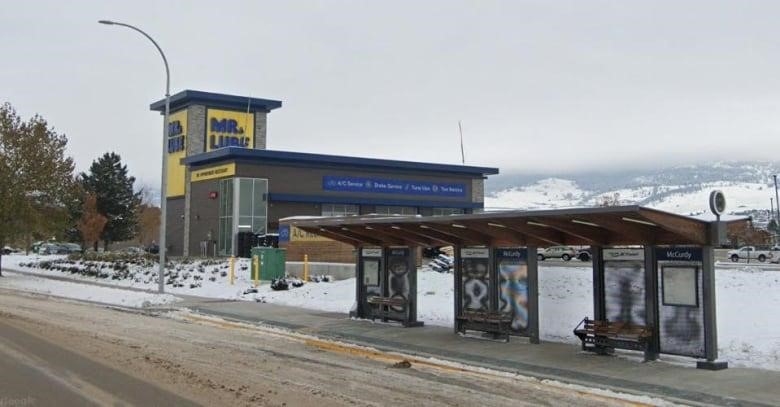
[367,296,408,322]
[573,317,652,356]
[456,311,513,342]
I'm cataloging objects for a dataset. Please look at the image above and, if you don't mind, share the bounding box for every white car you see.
[538,246,576,261]
[727,246,777,263]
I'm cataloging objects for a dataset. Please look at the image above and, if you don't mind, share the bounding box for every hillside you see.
[484,161,780,223]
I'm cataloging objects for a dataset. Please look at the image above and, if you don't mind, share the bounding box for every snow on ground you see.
[3,253,780,370]
[485,178,586,210]
[0,271,179,308]
[650,182,771,214]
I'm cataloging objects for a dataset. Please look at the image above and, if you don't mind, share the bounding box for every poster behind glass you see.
[603,249,646,326]
[386,248,411,316]
[461,248,490,312]
[656,247,705,357]
[496,248,529,335]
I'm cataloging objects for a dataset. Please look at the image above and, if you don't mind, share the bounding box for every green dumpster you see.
[250,247,286,281]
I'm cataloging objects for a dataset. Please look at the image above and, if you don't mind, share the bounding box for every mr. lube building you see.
[151,90,498,259]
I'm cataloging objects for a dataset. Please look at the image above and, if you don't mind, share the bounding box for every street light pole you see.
[99,20,169,293]
[774,175,780,225]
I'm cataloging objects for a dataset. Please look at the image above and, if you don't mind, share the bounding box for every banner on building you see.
[322,176,466,197]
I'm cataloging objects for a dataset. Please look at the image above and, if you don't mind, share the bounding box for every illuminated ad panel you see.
[385,247,411,318]
[656,247,705,358]
[602,248,646,326]
[495,248,529,335]
[461,247,490,312]
[166,109,187,197]
[206,108,255,152]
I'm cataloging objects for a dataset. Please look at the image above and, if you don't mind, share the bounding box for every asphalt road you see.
[0,316,199,407]
[0,289,650,407]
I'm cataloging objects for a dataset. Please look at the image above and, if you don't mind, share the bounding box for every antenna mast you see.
[458,120,465,165]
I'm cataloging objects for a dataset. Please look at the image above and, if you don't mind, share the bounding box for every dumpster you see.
[250,247,286,281]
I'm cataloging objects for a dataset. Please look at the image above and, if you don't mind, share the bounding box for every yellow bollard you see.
[303,254,309,282]
[253,255,260,287]
[229,256,235,285]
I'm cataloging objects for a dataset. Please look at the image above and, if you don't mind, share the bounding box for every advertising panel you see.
[495,248,529,334]
[656,247,705,358]
[166,109,187,197]
[205,108,255,152]
[602,248,646,326]
[461,247,490,312]
[322,175,466,197]
[386,247,411,317]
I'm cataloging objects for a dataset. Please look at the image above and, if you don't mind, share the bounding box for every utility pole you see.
[774,175,780,224]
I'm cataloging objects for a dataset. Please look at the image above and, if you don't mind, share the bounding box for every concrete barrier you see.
[285,261,355,281]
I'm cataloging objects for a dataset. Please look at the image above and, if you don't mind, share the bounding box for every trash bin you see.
[250,247,286,281]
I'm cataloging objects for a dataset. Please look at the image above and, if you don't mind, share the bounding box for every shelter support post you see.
[406,246,423,327]
[453,245,463,334]
[352,245,364,319]
[698,245,728,370]
[643,245,660,361]
[527,245,540,344]
[591,246,605,321]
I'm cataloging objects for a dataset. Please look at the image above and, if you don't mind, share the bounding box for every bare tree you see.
[79,194,108,252]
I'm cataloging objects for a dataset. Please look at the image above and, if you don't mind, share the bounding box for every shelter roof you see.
[282,206,747,247]
[183,147,499,176]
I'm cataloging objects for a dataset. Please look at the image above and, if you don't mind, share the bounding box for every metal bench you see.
[456,311,513,342]
[573,317,652,357]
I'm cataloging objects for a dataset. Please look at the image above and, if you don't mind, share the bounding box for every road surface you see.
[0,289,660,406]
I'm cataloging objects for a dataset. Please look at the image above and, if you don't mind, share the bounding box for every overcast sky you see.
[3,0,780,188]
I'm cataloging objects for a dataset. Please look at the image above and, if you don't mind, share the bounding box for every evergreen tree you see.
[81,152,141,249]
[0,102,75,275]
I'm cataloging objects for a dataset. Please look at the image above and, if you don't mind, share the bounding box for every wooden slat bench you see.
[367,296,408,322]
[573,317,652,356]
[456,311,513,342]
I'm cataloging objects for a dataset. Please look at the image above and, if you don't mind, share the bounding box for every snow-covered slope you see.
[487,178,586,210]
[485,161,780,216]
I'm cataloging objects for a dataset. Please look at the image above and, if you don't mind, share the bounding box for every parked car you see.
[538,246,576,261]
[119,246,146,255]
[1,246,16,255]
[576,248,592,262]
[727,246,779,263]
[39,243,68,255]
[145,243,159,254]
[60,243,82,254]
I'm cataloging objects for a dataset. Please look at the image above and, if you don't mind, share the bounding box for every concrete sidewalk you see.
[183,299,777,407]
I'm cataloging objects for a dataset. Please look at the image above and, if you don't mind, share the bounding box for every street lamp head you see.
[98,20,116,25]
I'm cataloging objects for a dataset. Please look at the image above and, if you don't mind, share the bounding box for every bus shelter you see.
[283,206,746,370]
